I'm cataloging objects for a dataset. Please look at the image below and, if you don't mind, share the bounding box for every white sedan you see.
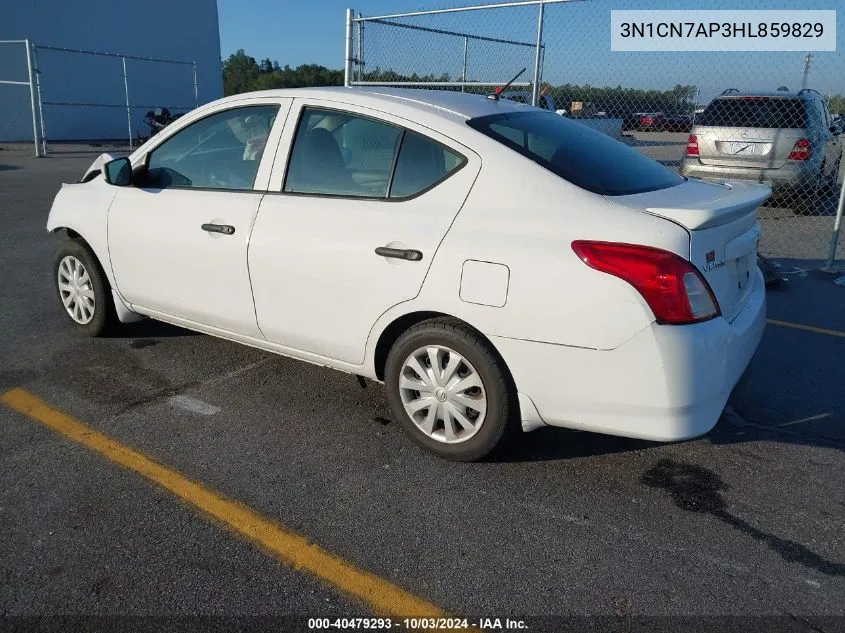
[47,87,768,461]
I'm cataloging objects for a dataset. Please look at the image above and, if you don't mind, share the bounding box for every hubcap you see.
[398,345,487,444]
[57,255,95,325]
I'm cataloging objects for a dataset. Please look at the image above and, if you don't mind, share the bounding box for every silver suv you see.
[681,89,842,202]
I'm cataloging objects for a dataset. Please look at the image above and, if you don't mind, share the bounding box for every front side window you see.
[284,107,402,197]
[468,111,683,196]
[146,105,279,190]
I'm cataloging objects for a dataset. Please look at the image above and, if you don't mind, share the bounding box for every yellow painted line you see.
[0,387,464,625]
[767,318,845,339]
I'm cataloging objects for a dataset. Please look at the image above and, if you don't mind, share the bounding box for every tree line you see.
[222,49,844,117]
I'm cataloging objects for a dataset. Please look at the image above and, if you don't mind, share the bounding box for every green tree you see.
[222,50,344,95]
[829,94,844,116]
[222,49,260,96]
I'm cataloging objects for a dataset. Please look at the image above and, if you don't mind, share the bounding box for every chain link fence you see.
[0,41,198,154]
[344,1,845,266]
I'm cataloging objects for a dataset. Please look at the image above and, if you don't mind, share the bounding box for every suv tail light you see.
[571,241,720,325]
[788,138,811,160]
[640,116,653,126]
[685,134,699,156]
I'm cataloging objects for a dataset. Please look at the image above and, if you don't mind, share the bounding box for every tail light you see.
[685,134,699,156]
[571,241,720,325]
[640,116,653,126]
[788,138,811,160]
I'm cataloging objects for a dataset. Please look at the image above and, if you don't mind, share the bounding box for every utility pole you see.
[801,53,813,90]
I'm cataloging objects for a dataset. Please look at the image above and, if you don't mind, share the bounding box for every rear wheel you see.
[53,239,116,337]
[820,160,838,195]
[384,318,515,461]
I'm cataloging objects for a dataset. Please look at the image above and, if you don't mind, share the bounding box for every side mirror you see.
[103,157,132,186]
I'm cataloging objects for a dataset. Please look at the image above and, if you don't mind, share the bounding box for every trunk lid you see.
[608,179,770,321]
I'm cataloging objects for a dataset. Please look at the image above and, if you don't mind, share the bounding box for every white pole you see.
[122,57,133,149]
[192,62,198,107]
[461,36,468,93]
[359,15,365,81]
[825,178,845,269]
[32,44,47,155]
[531,2,545,106]
[345,8,354,87]
[801,53,812,90]
[356,16,362,81]
[24,39,42,157]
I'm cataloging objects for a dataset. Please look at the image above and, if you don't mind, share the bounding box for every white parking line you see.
[777,413,831,427]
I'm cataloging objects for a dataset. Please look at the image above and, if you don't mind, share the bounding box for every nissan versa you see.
[47,88,768,461]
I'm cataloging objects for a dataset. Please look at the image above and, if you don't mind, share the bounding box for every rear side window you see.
[284,106,465,199]
[697,97,807,129]
[467,111,683,196]
[389,131,465,198]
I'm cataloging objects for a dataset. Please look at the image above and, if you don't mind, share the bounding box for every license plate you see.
[730,142,756,156]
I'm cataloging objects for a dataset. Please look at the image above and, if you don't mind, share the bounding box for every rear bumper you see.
[495,268,767,441]
[680,160,816,191]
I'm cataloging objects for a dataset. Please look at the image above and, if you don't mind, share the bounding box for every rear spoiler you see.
[644,181,771,230]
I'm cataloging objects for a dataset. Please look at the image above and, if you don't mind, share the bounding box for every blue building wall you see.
[0,0,223,141]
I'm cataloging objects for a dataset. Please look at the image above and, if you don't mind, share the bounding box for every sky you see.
[218,0,845,104]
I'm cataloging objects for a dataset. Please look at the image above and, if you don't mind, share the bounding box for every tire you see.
[820,160,838,195]
[384,317,515,462]
[53,239,116,337]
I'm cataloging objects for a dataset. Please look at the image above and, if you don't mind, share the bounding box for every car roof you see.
[212,86,532,123]
[715,91,810,99]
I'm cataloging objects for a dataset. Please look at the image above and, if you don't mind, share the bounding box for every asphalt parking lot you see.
[1,146,844,631]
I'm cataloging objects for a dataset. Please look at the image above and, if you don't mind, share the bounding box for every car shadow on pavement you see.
[491,426,654,462]
[105,319,200,340]
[489,410,845,464]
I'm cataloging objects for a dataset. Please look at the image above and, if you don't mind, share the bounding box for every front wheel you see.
[384,318,515,461]
[53,240,116,337]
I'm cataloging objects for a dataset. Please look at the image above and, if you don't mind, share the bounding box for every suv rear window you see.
[697,97,807,129]
[467,111,683,196]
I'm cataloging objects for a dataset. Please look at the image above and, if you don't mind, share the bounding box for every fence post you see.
[359,15,365,81]
[461,36,468,93]
[31,44,47,155]
[356,15,362,81]
[531,2,545,106]
[825,180,845,269]
[122,57,133,150]
[192,62,198,107]
[24,39,42,157]
[345,9,354,87]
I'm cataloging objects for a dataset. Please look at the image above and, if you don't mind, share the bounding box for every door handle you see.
[375,246,423,262]
[201,223,235,235]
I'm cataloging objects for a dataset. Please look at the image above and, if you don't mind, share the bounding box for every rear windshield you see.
[467,111,683,196]
[697,97,807,129]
